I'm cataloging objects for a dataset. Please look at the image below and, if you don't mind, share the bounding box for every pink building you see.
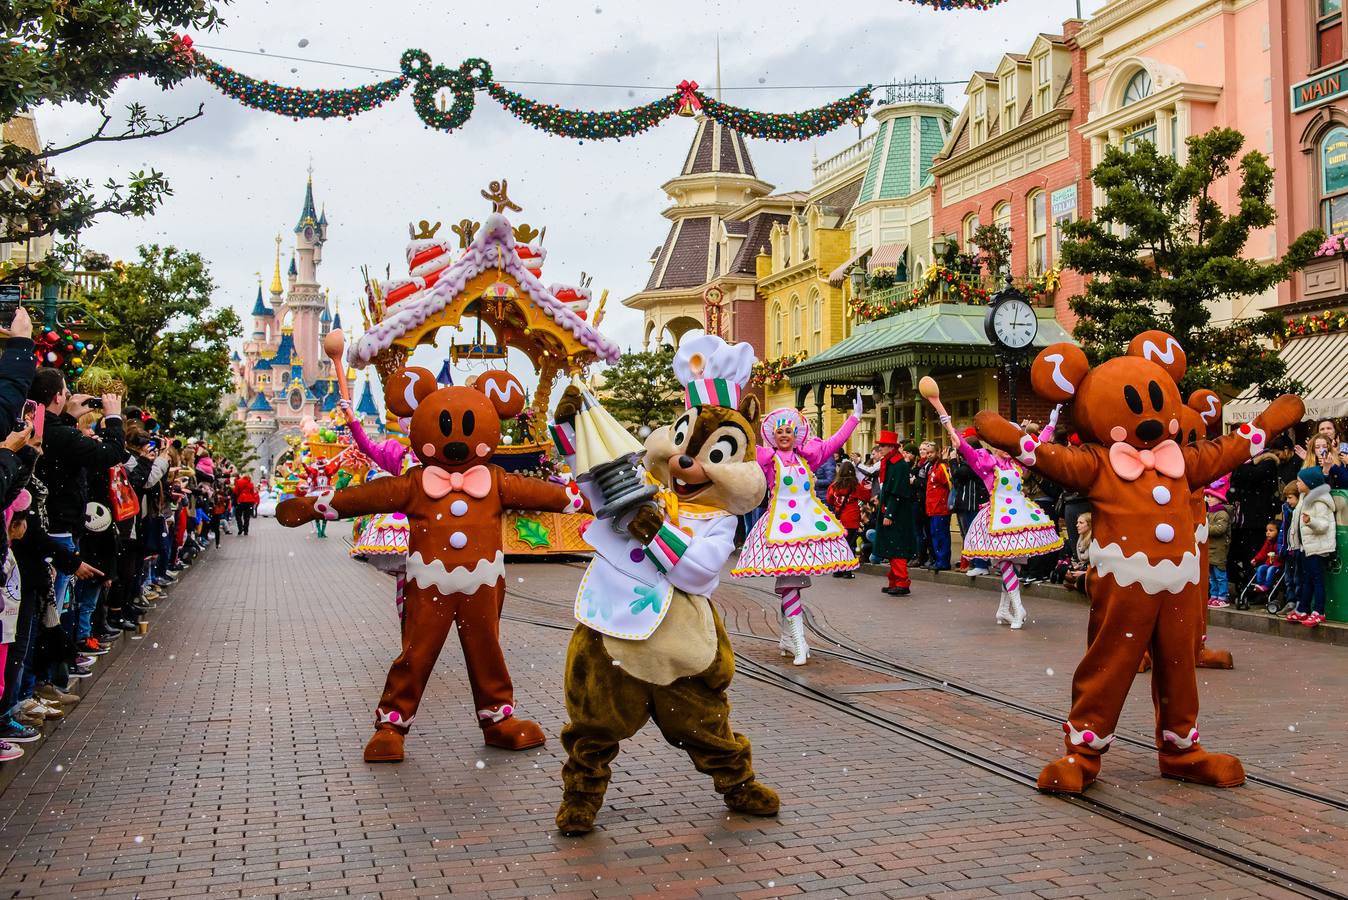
[1264,0,1348,423]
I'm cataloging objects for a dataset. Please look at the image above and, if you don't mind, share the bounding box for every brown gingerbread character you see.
[975,332,1302,793]
[279,367,585,762]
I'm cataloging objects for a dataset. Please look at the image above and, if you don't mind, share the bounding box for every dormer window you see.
[1035,53,1053,115]
[1002,75,1017,130]
[972,88,988,144]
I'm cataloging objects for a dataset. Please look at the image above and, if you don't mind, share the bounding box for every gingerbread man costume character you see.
[975,332,1303,793]
[278,368,585,762]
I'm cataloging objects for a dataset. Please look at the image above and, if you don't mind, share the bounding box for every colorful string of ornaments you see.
[189,44,872,141]
[904,0,1011,7]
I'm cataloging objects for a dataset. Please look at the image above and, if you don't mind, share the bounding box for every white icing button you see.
[449,531,468,549]
[450,500,469,517]
[1155,523,1175,543]
[1152,485,1171,505]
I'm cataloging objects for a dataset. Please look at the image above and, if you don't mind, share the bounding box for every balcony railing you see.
[812,133,876,185]
[851,273,1055,323]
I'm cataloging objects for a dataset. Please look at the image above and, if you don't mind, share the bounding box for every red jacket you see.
[826,482,872,529]
[1251,537,1279,567]
[925,462,951,516]
[233,476,260,505]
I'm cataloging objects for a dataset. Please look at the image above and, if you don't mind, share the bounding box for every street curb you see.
[0,576,182,798]
[861,562,1348,648]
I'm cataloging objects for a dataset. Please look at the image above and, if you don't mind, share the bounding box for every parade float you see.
[348,181,621,555]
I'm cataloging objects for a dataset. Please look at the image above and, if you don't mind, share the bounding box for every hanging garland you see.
[904,0,1011,8]
[188,44,871,142]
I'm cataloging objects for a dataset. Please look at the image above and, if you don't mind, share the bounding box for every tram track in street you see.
[499,587,1347,900]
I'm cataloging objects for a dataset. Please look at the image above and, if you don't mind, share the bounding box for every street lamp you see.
[932,234,949,259]
[848,263,867,298]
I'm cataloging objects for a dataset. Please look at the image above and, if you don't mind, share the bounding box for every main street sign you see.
[1292,65,1348,113]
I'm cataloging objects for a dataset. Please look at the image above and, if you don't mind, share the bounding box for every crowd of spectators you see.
[0,307,249,763]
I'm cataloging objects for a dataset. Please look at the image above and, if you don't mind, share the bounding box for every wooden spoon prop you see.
[918,375,949,420]
[323,329,352,405]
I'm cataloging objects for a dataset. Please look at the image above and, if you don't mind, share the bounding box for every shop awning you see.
[785,302,1074,387]
[827,247,870,287]
[1224,332,1348,423]
[867,243,907,273]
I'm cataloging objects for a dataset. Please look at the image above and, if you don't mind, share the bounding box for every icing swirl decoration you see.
[188,44,872,141]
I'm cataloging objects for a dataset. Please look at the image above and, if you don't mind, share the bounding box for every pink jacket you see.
[346,414,409,476]
[756,415,858,483]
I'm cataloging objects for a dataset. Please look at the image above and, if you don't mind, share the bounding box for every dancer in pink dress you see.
[732,392,862,664]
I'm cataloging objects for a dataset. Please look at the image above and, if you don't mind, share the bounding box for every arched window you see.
[810,294,823,355]
[993,201,1011,236]
[1321,126,1348,234]
[963,213,981,251]
[772,302,784,355]
[790,297,803,353]
[1028,190,1048,275]
[1121,69,1152,107]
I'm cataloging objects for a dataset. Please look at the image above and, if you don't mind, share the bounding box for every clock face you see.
[303,226,315,242]
[991,299,1038,349]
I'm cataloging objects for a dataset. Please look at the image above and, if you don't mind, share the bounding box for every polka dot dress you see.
[960,461,1063,561]
[733,456,858,577]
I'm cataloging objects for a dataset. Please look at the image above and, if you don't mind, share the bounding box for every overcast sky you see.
[35,0,1108,402]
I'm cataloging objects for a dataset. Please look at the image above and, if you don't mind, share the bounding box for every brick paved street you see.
[0,519,1342,898]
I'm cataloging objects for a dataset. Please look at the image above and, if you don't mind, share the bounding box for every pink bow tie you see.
[423,464,492,500]
[1108,439,1185,481]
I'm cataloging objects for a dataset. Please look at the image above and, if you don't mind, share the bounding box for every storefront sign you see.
[1051,186,1077,220]
[1292,64,1348,113]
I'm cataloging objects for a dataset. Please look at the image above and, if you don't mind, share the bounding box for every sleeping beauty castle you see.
[230,175,378,472]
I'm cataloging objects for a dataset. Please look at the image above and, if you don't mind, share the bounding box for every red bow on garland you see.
[676,80,702,117]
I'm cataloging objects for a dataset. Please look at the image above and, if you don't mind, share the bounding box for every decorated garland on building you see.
[1284,308,1348,339]
[751,352,808,388]
[189,43,871,142]
[910,263,993,306]
[904,0,1011,7]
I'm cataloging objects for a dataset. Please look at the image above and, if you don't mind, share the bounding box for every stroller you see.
[1235,566,1291,615]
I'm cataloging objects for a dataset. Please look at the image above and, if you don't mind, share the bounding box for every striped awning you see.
[1224,332,1348,423]
[827,247,870,287]
[867,243,907,273]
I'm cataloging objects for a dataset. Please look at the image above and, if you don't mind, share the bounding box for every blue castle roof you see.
[231,350,241,362]
[320,306,332,323]
[254,357,273,371]
[331,311,342,330]
[295,177,319,233]
[288,255,298,277]
[356,378,380,418]
[248,393,274,412]
[251,285,273,317]
[273,332,296,366]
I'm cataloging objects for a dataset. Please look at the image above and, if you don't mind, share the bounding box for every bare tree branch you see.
[37,104,206,159]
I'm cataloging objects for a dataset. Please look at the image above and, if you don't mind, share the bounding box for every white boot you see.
[1008,593,1027,630]
[786,614,809,665]
[778,612,793,657]
[995,592,1013,625]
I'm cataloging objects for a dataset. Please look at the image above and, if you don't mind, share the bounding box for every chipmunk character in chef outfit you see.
[278,368,585,763]
[549,336,779,836]
[974,332,1303,794]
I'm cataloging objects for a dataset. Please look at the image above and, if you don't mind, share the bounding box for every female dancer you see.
[925,380,1062,629]
[732,392,862,664]
[339,401,412,630]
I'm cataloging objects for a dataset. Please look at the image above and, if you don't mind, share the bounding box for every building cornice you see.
[1078,81,1223,138]
[622,287,707,311]
[759,259,823,293]
[1078,0,1259,65]
[851,184,933,219]
[660,172,774,198]
[930,108,1072,177]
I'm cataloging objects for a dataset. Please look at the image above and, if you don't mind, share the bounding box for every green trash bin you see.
[1327,489,1348,623]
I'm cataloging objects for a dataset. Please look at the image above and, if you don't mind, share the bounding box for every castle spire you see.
[295,170,319,234]
[269,235,283,296]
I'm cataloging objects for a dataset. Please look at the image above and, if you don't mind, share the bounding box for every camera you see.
[84,398,103,410]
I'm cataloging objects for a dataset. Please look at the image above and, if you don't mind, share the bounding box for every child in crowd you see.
[1251,520,1281,593]
[1064,511,1091,593]
[1205,477,1232,608]
[0,496,28,762]
[1288,466,1336,626]
[1278,481,1302,608]
[826,460,871,579]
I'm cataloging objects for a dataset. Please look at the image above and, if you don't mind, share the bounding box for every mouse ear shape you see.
[385,367,438,418]
[1187,389,1222,434]
[738,393,762,431]
[1128,331,1187,384]
[1030,343,1089,403]
[473,370,527,419]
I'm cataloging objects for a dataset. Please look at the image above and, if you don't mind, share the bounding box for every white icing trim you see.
[1141,336,1182,366]
[407,550,504,595]
[1198,394,1219,425]
[1089,539,1200,595]
[312,489,339,521]
[1043,352,1077,396]
[1162,727,1199,749]
[477,704,514,723]
[402,369,427,412]
[1065,722,1116,751]
[1195,521,1209,544]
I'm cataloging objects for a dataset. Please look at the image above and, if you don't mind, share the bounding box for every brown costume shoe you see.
[364,727,405,763]
[724,780,780,816]
[1196,647,1234,669]
[1158,746,1245,787]
[1037,752,1102,794]
[1137,652,1152,673]
[556,791,604,836]
[483,717,545,750]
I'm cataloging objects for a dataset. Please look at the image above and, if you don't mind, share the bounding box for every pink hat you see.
[1203,475,1229,502]
[4,489,32,531]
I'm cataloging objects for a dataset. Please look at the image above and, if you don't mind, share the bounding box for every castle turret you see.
[288,172,328,385]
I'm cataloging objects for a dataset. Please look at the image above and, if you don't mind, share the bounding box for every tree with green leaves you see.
[599,346,683,433]
[1059,127,1323,397]
[84,244,240,434]
[207,416,258,472]
[972,222,1012,280]
[0,0,225,286]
